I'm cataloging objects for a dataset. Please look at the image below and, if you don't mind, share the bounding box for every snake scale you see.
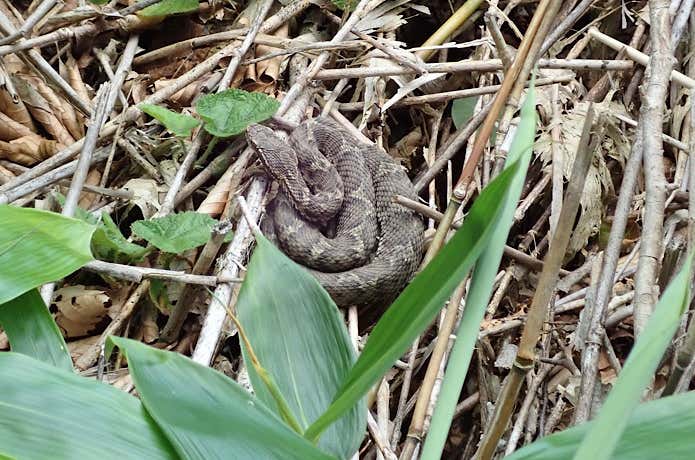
[246,117,424,308]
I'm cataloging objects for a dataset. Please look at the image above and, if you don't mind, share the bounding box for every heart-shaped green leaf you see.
[196,89,279,138]
[139,0,199,17]
[139,103,200,138]
[131,211,231,253]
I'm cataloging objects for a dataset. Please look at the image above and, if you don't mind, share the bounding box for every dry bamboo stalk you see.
[313,58,631,80]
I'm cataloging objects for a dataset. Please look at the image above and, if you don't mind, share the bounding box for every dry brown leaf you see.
[255,22,289,85]
[13,77,76,146]
[0,134,59,165]
[78,169,102,210]
[67,335,100,361]
[0,87,36,132]
[20,73,81,144]
[197,163,237,216]
[123,178,163,218]
[141,304,160,344]
[0,110,34,140]
[52,285,112,339]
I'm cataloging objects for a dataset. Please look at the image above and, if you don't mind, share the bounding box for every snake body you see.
[246,117,424,307]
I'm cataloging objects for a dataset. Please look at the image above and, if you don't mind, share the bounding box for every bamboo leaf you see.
[236,235,366,459]
[422,84,537,459]
[0,288,72,371]
[107,337,335,460]
[506,392,695,460]
[305,153,523,441]
[572,251,694,460]
[0,205,95,304]
[0,352,178,460]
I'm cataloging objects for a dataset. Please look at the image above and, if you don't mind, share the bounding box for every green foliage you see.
[107,337,334,459]
[330,0,358,11]
[0,289,72,371]
[0,352,178,459]
[237,235,365,458]
[196,89,280,138]
[131,211,231,253]
[573,252,694,460]
[0,205,95,304]
[139,103,200,138]
[507,392,695,460]
[92,213,150,263]
[451,96,479,130]
[305,153,523,441]
[422,83,537,459]
[139,0,199,17]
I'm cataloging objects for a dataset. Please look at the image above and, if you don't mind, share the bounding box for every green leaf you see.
[0,205,95,304]
[0,352,178,460]
[422,84,537,458]
[92,213,149,263]
[139,0,199,17]
[107,337,335,460]
[139,103,200,138]
[0,289,72,371]
[572,252,694,460]
[506,392,695,460]
[305,154,523,441]
[54,192,99,225]
[330,0,358,10]
[237,235,366,458]
[451,96,479,130]
[196,89,279,138]
[131,211,227,253]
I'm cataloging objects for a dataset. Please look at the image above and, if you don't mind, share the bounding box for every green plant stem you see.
[474,106,597,459]
[195,136,219,167]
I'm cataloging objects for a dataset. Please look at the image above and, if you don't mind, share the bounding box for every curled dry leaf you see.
[62,54,91,106]
[12,76,75,147]
[0,86,36,132]
[0,134,59,166]
[22,72,81,144]
[77,168,102,210]
[196,163,236,216]
[255,22,290,87]
[0,111,34,141]
[52,285,112,339]
[122,178,164,219]
[537,101,609,257]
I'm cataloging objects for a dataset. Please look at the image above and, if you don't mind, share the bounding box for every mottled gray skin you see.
[246,117,424,308]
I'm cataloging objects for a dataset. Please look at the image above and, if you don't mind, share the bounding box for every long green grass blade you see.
[506,391,695,459]
[0,352,178,460]
[0,288,72,371]
[0,205,95,304]
[572,252,694,460]
[305,153,523,441]
[421,84,537,459]
[108,337,335,460]
[236,235,365,459]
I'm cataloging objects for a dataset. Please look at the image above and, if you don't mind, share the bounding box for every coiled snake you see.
[246,117,424,307]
